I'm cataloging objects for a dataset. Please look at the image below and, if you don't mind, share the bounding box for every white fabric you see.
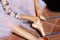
[0,3,11,37]
[0,0,46,37]
[8,0,46,16]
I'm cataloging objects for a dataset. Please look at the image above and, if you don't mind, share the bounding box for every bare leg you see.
[34,0,46,20]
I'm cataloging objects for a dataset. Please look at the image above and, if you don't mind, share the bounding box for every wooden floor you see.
[0,9,60,40]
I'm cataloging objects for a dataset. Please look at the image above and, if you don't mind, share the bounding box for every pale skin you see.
[19,14,45,37]
[16,0,60,40]
[0,13,44,40]
[6,21,42,40]
[33,0,46,36]
[34,0,46,20]
[0,0,44,40]
[19,0,46,37]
